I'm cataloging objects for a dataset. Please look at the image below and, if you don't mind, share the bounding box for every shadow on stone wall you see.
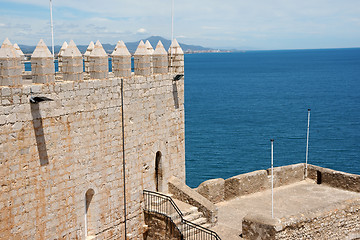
[30,103,49,166]
[172,81,179,109]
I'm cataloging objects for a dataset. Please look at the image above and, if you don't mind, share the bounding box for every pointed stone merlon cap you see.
[13,43,25,58]
[134,40,148,56]
[153,41,168,74]
[168,39,184,73]
[61,40,83,82]
[111,40,131,56]
[134,40,151,76]
[111,41,131,78]
[145,40,154,55]
[58,41,68,57]
[88,40,108,80]
[31,39,55,84]
[168,39,184,55]
[84,41,95,73]
[62,40,82,58]
[0,38,23,86]
[84,41,94,57]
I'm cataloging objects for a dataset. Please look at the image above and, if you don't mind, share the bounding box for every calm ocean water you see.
[184,49,360,188]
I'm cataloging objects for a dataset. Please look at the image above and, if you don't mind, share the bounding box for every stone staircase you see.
[173,198,212,229]
[144,191,220,239]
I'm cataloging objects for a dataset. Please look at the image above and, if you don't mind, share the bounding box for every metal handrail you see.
[143,190,221,240]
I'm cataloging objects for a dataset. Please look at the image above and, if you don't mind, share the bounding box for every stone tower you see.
[0,37,185,240]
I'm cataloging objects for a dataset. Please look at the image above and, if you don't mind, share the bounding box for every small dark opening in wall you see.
[317,171,322,184]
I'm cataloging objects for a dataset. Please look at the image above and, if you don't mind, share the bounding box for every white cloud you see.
[0,23,5,27]
[137,28,147,34]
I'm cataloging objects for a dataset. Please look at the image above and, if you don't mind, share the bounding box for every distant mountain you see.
[130,36,213,53]
[19,36,214,54]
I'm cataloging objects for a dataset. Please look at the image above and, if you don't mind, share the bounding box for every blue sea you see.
[184,49,360,188]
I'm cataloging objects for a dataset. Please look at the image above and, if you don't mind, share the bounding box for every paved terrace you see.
[209,179,360,239]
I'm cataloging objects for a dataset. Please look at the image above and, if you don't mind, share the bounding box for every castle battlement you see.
[0,37,185,239]
[0,38,184,87]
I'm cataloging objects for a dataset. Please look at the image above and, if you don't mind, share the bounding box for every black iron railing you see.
[143,190,221,240]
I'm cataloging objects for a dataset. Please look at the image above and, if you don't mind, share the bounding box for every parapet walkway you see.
[209,179,360,239]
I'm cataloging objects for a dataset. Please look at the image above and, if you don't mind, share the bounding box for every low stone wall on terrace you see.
[242,199,360,239]
[195,163,305,203]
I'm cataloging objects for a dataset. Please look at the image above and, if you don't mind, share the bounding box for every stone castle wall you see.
[0,39,185,239]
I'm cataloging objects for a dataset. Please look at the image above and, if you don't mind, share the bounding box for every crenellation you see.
[145,40,154,74]
[134,40,151,76]
[61,40,83,82]
[168,39,184,73]
[89,40,108,80]
[0,38,23,87]
[153,41,169,74]
[111,40,132,79]
[31,39,55,84]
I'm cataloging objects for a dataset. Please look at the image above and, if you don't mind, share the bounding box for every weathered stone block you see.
[195,178,225,203]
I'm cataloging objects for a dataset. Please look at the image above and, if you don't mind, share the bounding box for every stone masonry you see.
[0,38,185,239]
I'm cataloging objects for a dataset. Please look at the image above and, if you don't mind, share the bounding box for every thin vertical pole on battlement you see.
[171,0,174,43]
[271,139,274,219]
[49,0,55,61]
[305,109,311,178]
[121,78,127,239]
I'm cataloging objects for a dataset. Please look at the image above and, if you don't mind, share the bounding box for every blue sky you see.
[0,0,360,50]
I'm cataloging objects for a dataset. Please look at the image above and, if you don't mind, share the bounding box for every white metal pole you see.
[170,0,174,73]
[171,0,174,43]
[305,109,311,178]
[50,0,55,60]
[271,139,274,219]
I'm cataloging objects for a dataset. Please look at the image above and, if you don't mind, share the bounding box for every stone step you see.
[191,217,207,226]
[173,210,204,225]
[201,223,212,229]
[150,197,220,239]
[183,211,203,222]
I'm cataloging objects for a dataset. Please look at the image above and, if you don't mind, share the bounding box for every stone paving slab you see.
[210,179,360,240]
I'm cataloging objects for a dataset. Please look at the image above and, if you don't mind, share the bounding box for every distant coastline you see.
[184,49,233,54]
